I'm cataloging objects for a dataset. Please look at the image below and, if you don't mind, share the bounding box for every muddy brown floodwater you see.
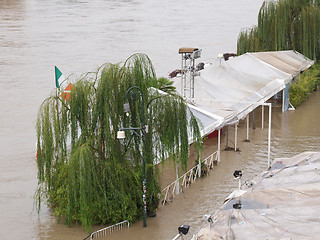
[35,93,320,240]
[2,0,319,239]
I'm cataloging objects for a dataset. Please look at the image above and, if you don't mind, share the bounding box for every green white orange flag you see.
[55,66,65,88]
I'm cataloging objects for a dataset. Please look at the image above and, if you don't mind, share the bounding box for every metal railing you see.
[83,220,130,240]
[161,151,218,205]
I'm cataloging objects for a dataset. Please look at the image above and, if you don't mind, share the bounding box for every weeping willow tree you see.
[35,53,202,231]
[237,0,320,61]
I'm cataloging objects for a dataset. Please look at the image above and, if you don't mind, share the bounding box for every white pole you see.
[176,165,180,195]
[261,105,264,129]
[218,128,221,163]
[282,89,285,112]
[246,115,249,141]
[268,103,272,168]
[235,124,238,151]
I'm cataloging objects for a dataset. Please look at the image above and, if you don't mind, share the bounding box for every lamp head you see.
[178,225,190,235]
[233,170,242,179]
[117,130,125,139]
[123,103,130,114]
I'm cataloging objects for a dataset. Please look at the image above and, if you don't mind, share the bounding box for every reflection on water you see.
[1,0,320,239]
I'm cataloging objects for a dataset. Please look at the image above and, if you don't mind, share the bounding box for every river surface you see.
[1,0,320,239]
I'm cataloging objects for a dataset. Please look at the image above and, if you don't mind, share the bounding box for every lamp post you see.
[117,86,147,228]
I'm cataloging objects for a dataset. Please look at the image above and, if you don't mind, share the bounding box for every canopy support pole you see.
[226,126,229,149]
[268,103,272,168]
[252,110,256,129]
[282,89,285,112]
[246,115,249,141]
[235,124,238,151]
[218,128,221,163]
[262,105,264,129]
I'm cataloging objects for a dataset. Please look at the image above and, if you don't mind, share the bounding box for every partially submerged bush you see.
[290,63,320,107]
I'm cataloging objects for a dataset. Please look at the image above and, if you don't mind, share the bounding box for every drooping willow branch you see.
[35,53,202,231]
[237,0,320,61]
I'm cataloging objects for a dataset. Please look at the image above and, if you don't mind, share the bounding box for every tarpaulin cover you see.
[173,50,314,137]
[192,152,320,240]
[249,50,314,77]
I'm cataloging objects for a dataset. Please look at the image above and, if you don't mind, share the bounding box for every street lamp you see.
[117,86,147,228]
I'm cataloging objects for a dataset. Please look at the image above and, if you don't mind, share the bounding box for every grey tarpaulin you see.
[192,152,320,240]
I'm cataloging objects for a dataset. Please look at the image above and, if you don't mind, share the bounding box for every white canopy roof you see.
[248,50,314,77]
[174,50,314,137]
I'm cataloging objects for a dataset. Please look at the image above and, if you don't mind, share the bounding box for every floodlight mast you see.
[178,47,202,99]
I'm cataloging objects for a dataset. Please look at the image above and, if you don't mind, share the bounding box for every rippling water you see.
[1,0,320,239]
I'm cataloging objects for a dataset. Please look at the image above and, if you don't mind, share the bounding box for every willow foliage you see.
[237,0,320,61]
[35,54,202,231]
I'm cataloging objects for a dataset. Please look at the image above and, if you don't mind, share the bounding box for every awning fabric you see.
[173,50,314,137]
[192,152,320,239]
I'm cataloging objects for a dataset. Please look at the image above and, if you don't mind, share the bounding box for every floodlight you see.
[117,130,125,139]
[233,170,242,179]
[178,225,190,235]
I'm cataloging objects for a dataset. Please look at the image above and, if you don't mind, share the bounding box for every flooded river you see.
[1,0,319,239]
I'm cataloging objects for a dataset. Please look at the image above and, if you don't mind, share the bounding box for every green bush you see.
[290,63,320,107]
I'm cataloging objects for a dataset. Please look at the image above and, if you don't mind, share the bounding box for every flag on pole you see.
[60,83,74,101]
[55,66,65,88]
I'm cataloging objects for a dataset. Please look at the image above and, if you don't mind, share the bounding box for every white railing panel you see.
[161,151,218,204]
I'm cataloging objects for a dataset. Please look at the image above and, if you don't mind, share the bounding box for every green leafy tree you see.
[35,54,201,231]
[237,0,320,61]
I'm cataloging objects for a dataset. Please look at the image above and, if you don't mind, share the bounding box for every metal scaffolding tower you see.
[178,47,202,99]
